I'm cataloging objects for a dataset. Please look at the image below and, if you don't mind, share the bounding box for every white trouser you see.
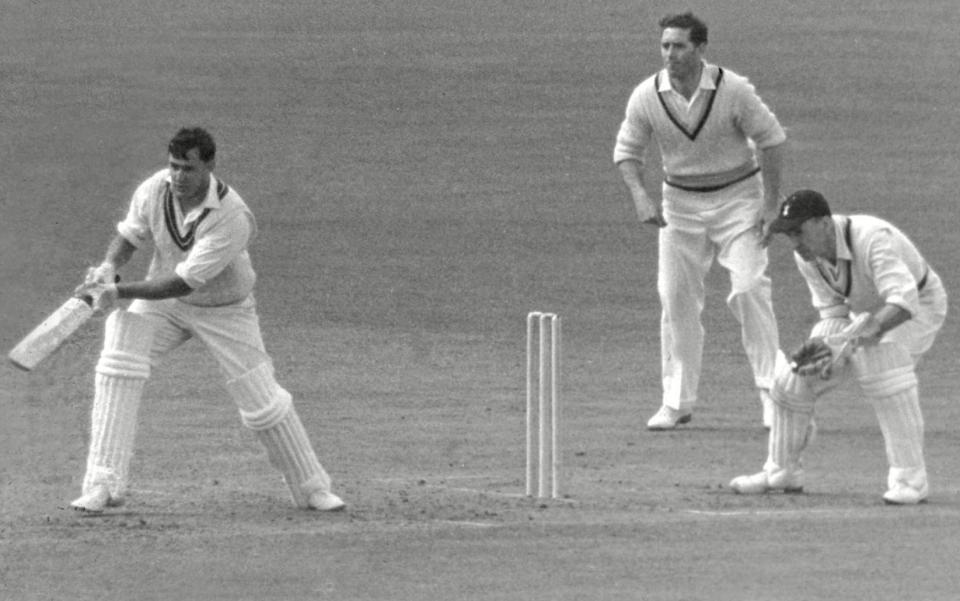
[658,175,779,410]
[128,296,271,380]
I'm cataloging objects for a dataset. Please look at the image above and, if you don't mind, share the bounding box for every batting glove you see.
[74,281,119,316]
[84,262,116,285]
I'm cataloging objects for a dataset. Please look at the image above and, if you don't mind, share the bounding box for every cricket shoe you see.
[646,406,692,431]
[70,485,125,513]
[729,469,805,495]
[307,490,346,512]
[883,482,928,505]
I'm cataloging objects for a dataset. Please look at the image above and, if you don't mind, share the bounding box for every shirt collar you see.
[657,61,716,93]
[833,215,853,262]
[165,173,222,225]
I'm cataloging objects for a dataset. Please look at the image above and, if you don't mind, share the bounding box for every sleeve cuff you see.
[116,222,144,248]
[884,296,917,318]
[174,263,204,290]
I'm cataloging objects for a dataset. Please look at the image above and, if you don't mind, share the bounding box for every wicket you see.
[525,311,560,499]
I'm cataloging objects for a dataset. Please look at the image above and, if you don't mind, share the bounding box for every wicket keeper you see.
[730,190,947,504]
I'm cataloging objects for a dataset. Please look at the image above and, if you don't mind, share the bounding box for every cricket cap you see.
[768,189,832,234]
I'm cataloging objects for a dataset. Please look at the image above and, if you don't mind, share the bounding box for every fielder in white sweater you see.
[613,12,787,430]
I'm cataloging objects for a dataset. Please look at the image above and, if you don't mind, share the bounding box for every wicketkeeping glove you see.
[789,337,835,378]
[790,313,873,379]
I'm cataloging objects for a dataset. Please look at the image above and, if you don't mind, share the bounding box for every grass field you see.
[2,1,960,600]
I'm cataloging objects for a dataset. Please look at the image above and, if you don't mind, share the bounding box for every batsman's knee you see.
[226,362,294,430]
[96,310,154,379]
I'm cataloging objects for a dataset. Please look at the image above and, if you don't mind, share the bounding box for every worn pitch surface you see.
[2,2,959,600]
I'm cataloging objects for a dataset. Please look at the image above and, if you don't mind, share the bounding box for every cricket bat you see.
[8,295,95,371]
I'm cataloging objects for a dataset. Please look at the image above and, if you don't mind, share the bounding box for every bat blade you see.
[8,296,94,371]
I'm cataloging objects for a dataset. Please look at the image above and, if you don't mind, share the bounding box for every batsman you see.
[730,190,947,504]
[70,127,345,513]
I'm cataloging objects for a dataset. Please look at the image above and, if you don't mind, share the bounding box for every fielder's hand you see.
[633,192,667,228]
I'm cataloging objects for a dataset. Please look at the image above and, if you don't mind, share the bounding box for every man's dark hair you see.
[168,127,216,162]
[659,12,708,46]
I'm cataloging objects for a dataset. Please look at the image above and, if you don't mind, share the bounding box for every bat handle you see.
[76,294,94,306]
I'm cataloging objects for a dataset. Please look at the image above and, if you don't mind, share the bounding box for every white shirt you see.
[117,169,258,306]
[796,215,939,320]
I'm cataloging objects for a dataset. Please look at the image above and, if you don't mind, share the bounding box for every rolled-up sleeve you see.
[116,179,154,248]
[174,210,252,290]
[868,231,922,316]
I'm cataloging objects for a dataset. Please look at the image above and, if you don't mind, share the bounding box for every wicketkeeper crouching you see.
[729,190,947,505]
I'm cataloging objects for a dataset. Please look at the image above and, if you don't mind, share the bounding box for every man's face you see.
[168,148,213,204]
[660,27,703,80]
[784,218,834,262]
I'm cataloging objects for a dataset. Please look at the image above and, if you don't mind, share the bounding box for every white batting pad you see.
[852,342,926,491]
[255,410,332,507]
[770,351,816,414]
[83,374,144,498]
[871,392,926,479]
[764,351,816,474]
[760,317,860,476]
[226,363,332,507]
[82,311,154,499]
[764,403,814,475]
[852,342,917,398]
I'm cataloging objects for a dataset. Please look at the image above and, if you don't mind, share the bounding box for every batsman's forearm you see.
[103,235,137,269]
[869,304,912,340]
[117,275,194,300]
